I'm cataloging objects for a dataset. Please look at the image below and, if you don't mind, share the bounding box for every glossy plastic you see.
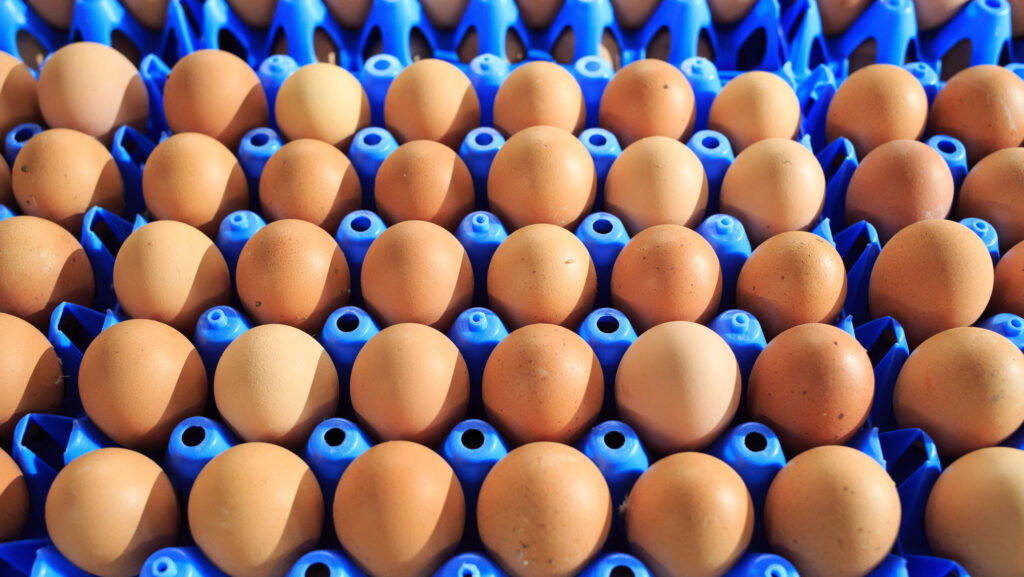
[258,55,299,130]
[466,55,510,128]
[834,220,882,324]
[576,212,628,307]
[216,209,266,280]
[979,313,1024,350]
[80,206,136,310]
[448,308,509,414]
[302,418,372,508]
[681,57,722,133]
[266,0,348,67]
[4,122,41,168]
[687,130,734,213]
[444,0,528,64]
[238,127,284,209]
[69,0,157,62]
[25,545,93,577]
[868,555,910,577]
[360,54,402,127]
[142,546,229,577]
[356,0,438,67]
[918,0,1011,78]
[726,553,799,577]
[349,128,398,209]
[856,315,910,430]
[193,305,253,377]
[140,53,172,138]
[156,0,203,65]
[433,552,507,577]
[200,0,264,68]
[572,56,614,128]
[459,128,505,208]
[111,125,157,218]
[816,136,859,225]
[709,310,766,384]
[287,550,368,577]
[538,0,623,65]
[0,203,14,220]
[628,0,709,65]
[848,426,887,468]
[577,308,637,415]
[800,65,839,150]
[880,428,941,555]
[456,211,508,306]
[0,538,47,576]
[579,553,650,577]
[47,302,120,414]
[709,0,784,72]
[578,421,649,544]
[335,210,386,305]
[698,214,752,310]
[0,0,61,72]
[825,0,917,77]
[960,217,999,264]
[579,129,621,206]
[440,419,508,546]
[927,134,968,190]
[164,416,238,498]
[318,306,379,392]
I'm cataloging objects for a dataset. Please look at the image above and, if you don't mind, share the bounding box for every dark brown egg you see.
[375,139,474,230]
[275,63,371,150]
[323,0,372,28]
[260,138,361,233]
[817,0,872,35]
[225,0,277,28]
[826,64,929,157]
[0,448,28,542]
[0,312,63,439]
[931,65,1024,164]
[991,240,1024,317]
[515,0,563,27]
[493,61,586,135]
[25,0,74,28]
[599,59,695,146]
[0,51,41,138]
[385,59,481,149]
[120,0,170,29]
[0,154,10,208]
[957,147,1024,252]
[708,71,801,152]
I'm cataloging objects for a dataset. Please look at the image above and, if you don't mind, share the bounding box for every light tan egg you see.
[276,63,370,150]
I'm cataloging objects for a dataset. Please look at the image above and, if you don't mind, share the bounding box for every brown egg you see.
[720,139,826,245]
[38,42,148,143]
[626,452,753,577]
[143,132,249,237]
[893,327,1024,457]
[163,50,268,149]
[487,125,596,230]
[46,448,179,577]
[868,219,993,346]
[706,0,758,23]
[275,63,370,150]
[926,447,1024,577]
[0,51,41,137]
[0,154,10,207]
[260,139,360,233]
[708,72,801,152]
[361,220,473,329]
[0,448,28,542]
[609,0,659,28]
[190,443,323,577]
[478,442,610,577]
[420,0,469,28]
[375,140,474,230]
[516,0,563,27]
[604,137,707,233]
[487,223,596,329]
[0,215,94,329]
[385,59,481,149]
[323,0,372,28]
[236,219,350,332]
[765,446,900,577]
[817,0,872,35]
[1014,0,1024,36]
[749,323,874,453]
[215,324,338,448]
[916,0,969,30]
[599,59,696,146]
[120,0,169,29]
[991,240,1024,317]
[0,313,62,439]
[736,231,847,338]
[957,147,1024,252]
[826,65,929,157]
[335,441,464,577]
[845,139,954,242]
[616,321,741,454]
[931,65,1024,164]
[12,128,123,235]
[350,324,469,445]
[114,221,231,335]
[25,0,74,28]
[225,0,276,27]
[493,61,585,135]
[482,324,603,445]
[79,319,207,451]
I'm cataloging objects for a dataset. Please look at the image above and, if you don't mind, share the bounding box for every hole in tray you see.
[506,28,527,63]
[646,27,671,62]
[469,311,486,325]
[154,559,172,575]
[596,315,620,333]
[887,441,928,485]
[250,132,270,147]
[701,135,720,150]
[808,38,826,70]
[1000,42,1012,66]
[986,0,1004,9]
[826,147,847,180]
[475,131,494,146]
[904,41,919,65]
[461,428,485,449]
[314,28,339,64]
[867,328,898,366]
[161,28,180,65]
[588,133,608,147]
[848,38,877,73]
[324,427,346,447]
[697,28,715,62]
[362,132,382,147]
[936,138,957,154]
[610,566,635,577]
[786,9,805,44]
[89,213,123,258]
[350,215,371,232]
[305,562,331,577]
[58,308,96,353]
[604,431,626,449]
[736,27,767,71]
[22,421,66,473]
[181,0,201,35]
[584,59,602,72]
[13,126,36,143]
[336,312,360,332]
[218,29,248,61]
[841,231,871,271]
[457,27,479,63]
[409,27,434,61]
[940,40,972,81]
[372,57,392,71]
[592,218,613,234]
[744,432,768,452]
[181,426,206,447]
[111,30,142,68]
[120,131,148,166]
[363,27,382,62]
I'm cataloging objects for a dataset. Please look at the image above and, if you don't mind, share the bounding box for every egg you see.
[487,223,596,329]
[25,0,73,28]
[1013,0,1024,36]
[114,220,231,335]
[46,448,179,577]
[515,0,563,27]
[917,0,969,30]
[0,155,10,207]
[361,220,473,329]
[610,224,722,331]
[275,63,370,150]
[0,215,94,329]
[120,0,169,29]
[825,64,929,157]
[374,140,474,230]
[0,448,28,542]
[736,231,847,338]
[931,65,1024,164]
[868,219,993,346]
[991,240,1024,317]
[749,323,874,453]
[599,59,696,146]
[487,125,596,230]
[926,447,1024,576]
[482,323,603,445]
[163,50,268,148]
[817,0,872,35]
[259,139,360,233]
[190,443,323,577]
[143,132,249,237]
[765,445,900,577]
[492,61,586,135]
[324,0,372,28]
[0,51,41,138]
[720,139,826,246]
[350,323,469,445]
[845,139,954,241]
[0,313,62,439]
[708,72,801,152]
[334,441,465,577]
[79,319,207,451]
[420,0,469,28]
[384,59,481,149]
[706,0,758,23]
[609,0,660,28]
[603,138,706,234]
[477,442,610,577]
[957,147,1024,252]
[616,321,741,454]
[37,42,148,143]
[225,0,277,28]
[625,452,753,577]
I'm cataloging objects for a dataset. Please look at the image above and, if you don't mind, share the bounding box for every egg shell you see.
[38,42,149,143]
[609,0,659,28]
[720,139,826,246]
[119,0,169,28]
[350,323,469,445]
[550,29,621,69]
[163,50,269,149]
[361,220,473,329]
[189,443,324,577]
[515,0,563,27]
[599,59,696,146]
[487,223,597,329]
[826,64,929,157]
[708,71,801,152]
[224,0,276,27]
[616,321,741,454]
[323,0,372,27]
[868,219,993,346]
[0,215,94,329]
[25,0,73,29]
[487,125,596,230]
[275,63,371,150]
[749,323,874,453]
[0,154,10,208]
[0,312,63,439]
[493,61,586,135]
[482,323,603,445]
[930,65,1024,164]
[374,139,474,231]
[0,51,41,138]
[604,136,708,234]
[956,147,1024,252]
[991,240,1024,317]
[705,0,758,23]
[0,448,28,541]
[1013,0,1024,35]
[817,0,872,35]
[916,0,969,30]
[736,231,847,338]
[926,447,1024,576]
[420,0,469,28]
[477,442,611,577]
[113,220,231,335]
[625,452,753,577]
[845,139,954,242]
[385,59,481,149]
[46,448,180,577]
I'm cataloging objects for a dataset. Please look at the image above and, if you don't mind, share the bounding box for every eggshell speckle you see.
[826,64,929,157]
[930,65,1024,164]
[599,59,696,146]
[385,59,481,149]
[957,147,1024,252]
[275,63,370,149]
[0,312,63,439]
[708,71,801,152]
[991,240,1024,317]
[817,0,872,35]
[493,61,585,135]
[375,140,474,230]
[0,448,28,542]
[260,138,361,233]
[0,51,41,138]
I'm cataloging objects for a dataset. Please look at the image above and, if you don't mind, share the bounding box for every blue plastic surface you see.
[698,214,752,310]
[577,308,637,415]
[825,0,917,77]
[926,135,968,190]
[816,137,859,225]
[456,211,508,306]
[800,65,838,151]
[856,316,910,430]
[579,553,650,577]
[465,55,510,128]
[448,308,509,412]
[880,428,942,555]
[47,302,120,415]
[216,210,266,281]
[287,549,368,577]
[266,0,348,67]
[356,0,438,67]
[979,313,1024,350]
[710,0,784,72]
[238,127,283,209]
[155,0,203,65]
[905,61,941,103]
[335,210,386,305]
[142,547,230,577]
[360,54,403,127]
[0,203,14,220]
[349,128,399,209]
[578,421,649,545]
[709,310,766,384]
[193,305,253,377]
[629,0,710,65]
[440,419,508,546]
[848,426,887,468]
[834,220,882,323]
[302,418,372,509]
[433,552,507,577]
[681,57,722,133]
[0,0,61,74]
[111,125,157,219]
[200,0,264,68]
[70,0,157,64]
[0,538,47,577]
[4,122,41,168]
[868,554,910,577]
[572,56,614,129]
[257,55,299,130]
[319,306,380,393]
[459,129,505,208]
[918,0,1011,78]
[687,130,734,213]
[539,0,623,66]
[164,416,238,498]
[576,212,628,307]
[960,217,1000,264]
[726,553,799,577]
[445,0,528,64]
[79,206,134,310]
[139,53,172,138]
[579,129,621,207]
